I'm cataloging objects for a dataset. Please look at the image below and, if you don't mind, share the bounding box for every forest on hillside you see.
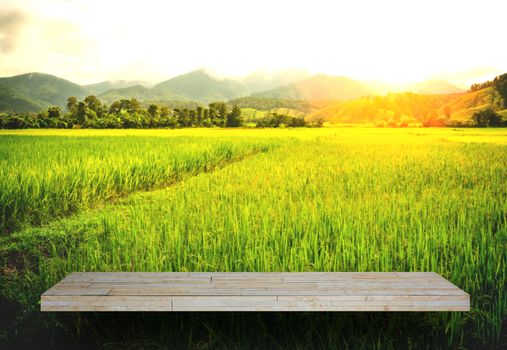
[1,74,506,129]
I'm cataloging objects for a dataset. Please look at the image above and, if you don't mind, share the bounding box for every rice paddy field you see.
[0,128,506,349]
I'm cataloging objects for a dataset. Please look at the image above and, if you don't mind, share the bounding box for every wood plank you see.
[85,281,460,289]
[40,295,469,312]
[41,296,173,312]
[45,287,466,297]
[42,288,111,296]
[41,272,470,312]
[83,279,456,286]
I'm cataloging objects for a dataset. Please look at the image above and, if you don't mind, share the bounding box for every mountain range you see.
[0,73,88,113]
[99,69,313,104]
[84,80,153,95]
[0,70,466,114]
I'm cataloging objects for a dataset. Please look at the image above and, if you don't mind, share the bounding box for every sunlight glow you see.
[0,0,506,86]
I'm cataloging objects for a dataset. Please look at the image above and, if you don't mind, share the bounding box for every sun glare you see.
[0,0,506,85]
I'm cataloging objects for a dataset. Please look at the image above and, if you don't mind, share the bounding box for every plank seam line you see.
[44,292,469,297]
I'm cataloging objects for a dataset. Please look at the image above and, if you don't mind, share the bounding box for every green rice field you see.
[0,128,506,349]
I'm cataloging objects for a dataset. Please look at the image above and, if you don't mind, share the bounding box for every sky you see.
[0,0,506,88]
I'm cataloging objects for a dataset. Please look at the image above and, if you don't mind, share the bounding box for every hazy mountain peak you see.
[252,74,371,101]
[0,72,88,112]
[409,80,464,94]
[84,80,153,95]
[366,79,464,95]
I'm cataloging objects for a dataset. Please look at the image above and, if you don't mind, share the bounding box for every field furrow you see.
[0,134,279,234]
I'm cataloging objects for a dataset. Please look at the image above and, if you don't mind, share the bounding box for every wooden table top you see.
[41,272,470,312]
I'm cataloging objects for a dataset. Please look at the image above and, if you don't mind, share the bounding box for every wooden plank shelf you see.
[41,272,470,312]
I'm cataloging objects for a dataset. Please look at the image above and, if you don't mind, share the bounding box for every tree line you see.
[255,112,322,128]
[0,96,318,129]
[471,108,505,127]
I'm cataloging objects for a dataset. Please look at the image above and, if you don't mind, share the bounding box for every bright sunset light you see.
[1,0,506,87]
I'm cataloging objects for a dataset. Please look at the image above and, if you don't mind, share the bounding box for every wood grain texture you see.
[41,272,470,312]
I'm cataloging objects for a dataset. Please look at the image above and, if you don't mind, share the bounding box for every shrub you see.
[472,108,504,127]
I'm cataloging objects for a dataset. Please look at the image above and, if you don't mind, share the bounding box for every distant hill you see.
[231,78,464,114]
[306,92,460,125]
[84,80,152,95]
[0,72,199,113]
[0,86,47,113]
[438,86,506,122]
[307,81,507,126]
[98,85,181,105]
[0,70,496,120]
[0,73,89,112]
[101,69,311,104]
[409,80,464,95]
[366,80,464,95]
[153,69,246,102]
[0,73,159,113]
[252,75,371,101]
[228,97,318,114]
[239,69,311,94]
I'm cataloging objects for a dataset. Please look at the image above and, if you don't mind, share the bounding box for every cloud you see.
[0,1,102,81]
[0,0,506,84]
[0,10,27,53]
[40,19,93,55]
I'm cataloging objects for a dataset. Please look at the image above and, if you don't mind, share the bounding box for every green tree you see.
[472,108,503,127]
[47,106,61,119]
[147,104,159,118]
[129,98,141,114]
[208,102,228,127]
[84,95,102,114]
[75,102,97,127]
[196,106,203,125]
[109,99,139,115]
[492,73,507,108]
[66,96,78,112]
[226,105,243,127]
[76,102,87,126]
